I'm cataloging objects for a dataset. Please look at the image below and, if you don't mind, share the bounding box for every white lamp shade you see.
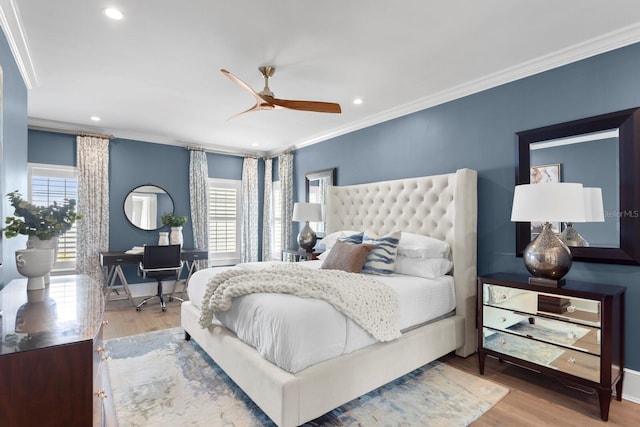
[583,187,605,222]
[292,202,322,222]
[511,183,586,223]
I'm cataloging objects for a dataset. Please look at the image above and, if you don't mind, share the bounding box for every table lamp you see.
[559,187,605,247]
[511,182,586,286]
[292,202,322,252]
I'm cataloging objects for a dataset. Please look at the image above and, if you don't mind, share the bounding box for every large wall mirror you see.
[305,168,336,236]
[516,107,640,265]
[123,185,174,231]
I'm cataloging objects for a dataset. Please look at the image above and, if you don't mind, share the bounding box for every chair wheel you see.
[168,296,174,302]
[162,307,167,312]
[136,307,141,312]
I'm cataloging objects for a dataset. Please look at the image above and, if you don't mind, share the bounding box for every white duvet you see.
[188,260,455,373]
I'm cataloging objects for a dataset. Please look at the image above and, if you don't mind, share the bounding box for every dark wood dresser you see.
[0,275,113,426]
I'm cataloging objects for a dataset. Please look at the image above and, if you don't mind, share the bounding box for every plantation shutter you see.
[208,178,241,266]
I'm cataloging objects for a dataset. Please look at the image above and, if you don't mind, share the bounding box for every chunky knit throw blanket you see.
[198,263,401,342]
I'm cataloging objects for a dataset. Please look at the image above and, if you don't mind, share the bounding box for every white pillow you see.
[317,230,360,253]
[397,232,450,259]
[394,255,453,279]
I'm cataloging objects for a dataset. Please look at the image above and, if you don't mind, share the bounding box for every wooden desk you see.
[99,248,208,305]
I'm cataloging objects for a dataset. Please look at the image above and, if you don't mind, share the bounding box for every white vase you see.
[15,248,55,291]
[169,227,183,247]
[158,232,169,245]
[26,236,58,284]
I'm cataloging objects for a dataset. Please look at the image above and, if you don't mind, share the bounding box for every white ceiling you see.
[3,1,640,156]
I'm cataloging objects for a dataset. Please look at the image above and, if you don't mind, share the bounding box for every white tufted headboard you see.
[325,168,478,356]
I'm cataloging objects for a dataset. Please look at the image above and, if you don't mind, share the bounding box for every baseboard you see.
[622,367,640,404]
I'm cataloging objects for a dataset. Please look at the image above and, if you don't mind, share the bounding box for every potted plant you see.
[4,191,82,241]
[4,191,82,289]
[161,212,187,246]
[161,212,188,228]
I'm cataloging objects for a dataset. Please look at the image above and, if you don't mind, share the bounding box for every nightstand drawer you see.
[483,306,601,356]
[482,329,600,382]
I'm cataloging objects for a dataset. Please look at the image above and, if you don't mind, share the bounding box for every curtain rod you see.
[29,125,115,140]
[185,145,261,159]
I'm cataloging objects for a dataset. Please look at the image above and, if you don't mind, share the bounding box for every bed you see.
[181,168,478,427]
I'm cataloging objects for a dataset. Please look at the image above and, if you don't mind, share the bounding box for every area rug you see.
[106,328,508,426]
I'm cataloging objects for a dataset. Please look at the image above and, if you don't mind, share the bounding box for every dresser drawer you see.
[483,329,600,382]
[483,306,601,356]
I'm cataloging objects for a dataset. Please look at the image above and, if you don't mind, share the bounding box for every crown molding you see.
[293,22,640,152]
[0,0,37,89]
[27,117,264,158]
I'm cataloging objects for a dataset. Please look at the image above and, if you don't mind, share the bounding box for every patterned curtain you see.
[278,152,294,252]
[261,157,273,261]
[241,157,259,262]
[189,149,209,268]
[76,136,109,282]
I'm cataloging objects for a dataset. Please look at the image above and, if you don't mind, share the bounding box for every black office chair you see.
[136,245,183,312]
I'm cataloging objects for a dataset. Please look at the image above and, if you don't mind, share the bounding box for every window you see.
[28,163,79,271]
[271,181,283,260]
[208,178,241,266]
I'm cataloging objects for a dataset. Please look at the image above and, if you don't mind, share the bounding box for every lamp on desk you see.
[511,182,586,287]
[292,202,322,252]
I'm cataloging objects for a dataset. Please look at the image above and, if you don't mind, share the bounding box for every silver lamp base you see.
[558,222,589,247]
[523,222,572,287]
[297,221,317,252]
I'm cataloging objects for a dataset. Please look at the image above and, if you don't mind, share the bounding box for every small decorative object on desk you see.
[158,232,169,245]
[4,191,82,288]
[161,212,187,246]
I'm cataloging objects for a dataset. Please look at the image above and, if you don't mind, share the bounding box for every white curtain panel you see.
[262,157,273,261]
[278,152,294,252]
[241,157,259,262]
[76,136,109,282]
[189,149,209,268]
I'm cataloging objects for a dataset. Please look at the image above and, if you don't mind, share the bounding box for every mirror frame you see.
[123,184,174,231]
[516,107,640,265]
[305,168,336,202]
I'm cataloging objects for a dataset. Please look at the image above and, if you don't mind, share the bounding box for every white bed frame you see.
[181,168,477,427]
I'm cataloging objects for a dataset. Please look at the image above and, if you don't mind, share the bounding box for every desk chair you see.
[136,245,183,312]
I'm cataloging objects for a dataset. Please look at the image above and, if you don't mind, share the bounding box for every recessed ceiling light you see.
[103,8,124,20]
[353,98,364,105]
[90,116,101,121]
[251,142,259,147]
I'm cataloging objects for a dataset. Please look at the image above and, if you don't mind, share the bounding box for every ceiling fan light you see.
[104,8,124,20]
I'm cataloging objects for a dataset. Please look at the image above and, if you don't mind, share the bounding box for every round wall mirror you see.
[123,185,174,231]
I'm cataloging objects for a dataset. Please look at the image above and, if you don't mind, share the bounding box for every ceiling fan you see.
[221,66,342,119]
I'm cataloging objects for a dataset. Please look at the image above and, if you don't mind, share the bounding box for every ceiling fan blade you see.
[271,98,342,114]
[220,69,269,103]
[226,103,265,121]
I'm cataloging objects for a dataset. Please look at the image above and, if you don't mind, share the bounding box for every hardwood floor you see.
[103,300,639,426]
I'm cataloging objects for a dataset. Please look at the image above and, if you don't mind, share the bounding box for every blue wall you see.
[295,43,640,370]
[0,28,29,287]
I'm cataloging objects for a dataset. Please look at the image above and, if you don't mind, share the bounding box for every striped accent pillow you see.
[339,232,364,245]
[362,230,401,275]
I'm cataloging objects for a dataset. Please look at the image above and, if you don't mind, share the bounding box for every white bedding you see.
[188,260,455,372]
